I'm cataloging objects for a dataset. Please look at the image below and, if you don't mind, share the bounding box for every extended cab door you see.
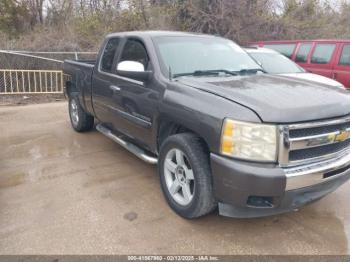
[307,42,337,78]
[91,37,122,127]
[333,43,350,89]
[108,37,159,150]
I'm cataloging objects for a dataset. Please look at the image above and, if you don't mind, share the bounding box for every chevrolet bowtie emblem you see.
[334,130,350,142]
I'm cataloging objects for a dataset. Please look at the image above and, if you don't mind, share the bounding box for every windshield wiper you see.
[173,69,238,78]
[234,68,266,75]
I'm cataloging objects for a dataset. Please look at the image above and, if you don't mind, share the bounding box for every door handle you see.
[110,85,121,92]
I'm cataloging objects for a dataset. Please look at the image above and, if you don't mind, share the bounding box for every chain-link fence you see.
[0,50,97,94]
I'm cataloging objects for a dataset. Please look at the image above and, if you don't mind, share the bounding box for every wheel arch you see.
[65,80,78,97]
[157,118,212,154]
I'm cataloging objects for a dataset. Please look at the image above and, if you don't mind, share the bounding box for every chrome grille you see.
[279,116,350,166]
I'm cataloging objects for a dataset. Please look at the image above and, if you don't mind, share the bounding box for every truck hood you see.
[177,74,350,123]
[281,72,344,88]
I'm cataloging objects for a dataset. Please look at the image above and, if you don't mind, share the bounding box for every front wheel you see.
[158,133,217,219]
[68,96,94,132]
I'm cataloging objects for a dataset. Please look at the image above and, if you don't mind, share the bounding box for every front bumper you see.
[211,152,350,218]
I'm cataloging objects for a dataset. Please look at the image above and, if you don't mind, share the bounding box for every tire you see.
[68,95,94,132]
[158,133,217,219]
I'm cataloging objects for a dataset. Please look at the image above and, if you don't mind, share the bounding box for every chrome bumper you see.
[284,149,350,190]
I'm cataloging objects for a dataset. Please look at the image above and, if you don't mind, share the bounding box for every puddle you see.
[176,204,350,255]
[309,190,350,254]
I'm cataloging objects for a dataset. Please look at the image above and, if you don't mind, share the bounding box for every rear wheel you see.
[68,96,94,132]
[159,133,217,219]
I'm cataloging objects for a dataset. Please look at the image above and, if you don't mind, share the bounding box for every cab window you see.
[339,45,350,66]
[295,43,312,63]
[119,39,149,69]
[264,44,296,58]
[100,38,120,72]
[311,44,336,64]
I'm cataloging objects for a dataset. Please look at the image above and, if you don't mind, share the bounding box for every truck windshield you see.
[153,36,262,78]
[248,52,304,74]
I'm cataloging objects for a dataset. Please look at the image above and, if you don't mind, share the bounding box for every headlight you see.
[220,119,277,162]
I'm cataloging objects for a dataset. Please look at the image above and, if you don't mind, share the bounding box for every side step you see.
[96,124,158,164]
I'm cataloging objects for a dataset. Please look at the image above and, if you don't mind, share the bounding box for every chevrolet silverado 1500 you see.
[64,31,350,218]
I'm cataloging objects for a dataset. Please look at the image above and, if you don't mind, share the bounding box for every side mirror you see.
[116,61,152,82]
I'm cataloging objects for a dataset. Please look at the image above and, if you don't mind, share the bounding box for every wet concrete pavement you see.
[0,102,349,254]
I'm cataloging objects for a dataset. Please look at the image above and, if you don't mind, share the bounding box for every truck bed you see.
[63,59,96,115]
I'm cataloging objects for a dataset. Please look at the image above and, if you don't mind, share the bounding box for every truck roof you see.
[251,39,350,44]
[106,30,218,39]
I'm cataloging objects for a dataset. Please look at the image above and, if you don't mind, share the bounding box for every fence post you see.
[22,71,25,92]
[50,72,53,92]
[56,72,58,92]
[15,71,19,92]
[45,72,48,92]
[60,72,64,93]
[10,70,13,93]
[28,71,31,92]
[39,71,42,92]
[3,71,7,93]
[34,71,37,92]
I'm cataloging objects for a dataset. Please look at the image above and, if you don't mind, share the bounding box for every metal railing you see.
[0,50,96,95]
[0,69,67,94]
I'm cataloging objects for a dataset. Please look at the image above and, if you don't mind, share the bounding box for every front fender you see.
[157,83,261,154]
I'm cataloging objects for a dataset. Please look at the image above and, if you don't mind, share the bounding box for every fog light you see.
[247,196,274,208]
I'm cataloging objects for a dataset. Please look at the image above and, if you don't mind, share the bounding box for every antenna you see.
[169,66,172,80]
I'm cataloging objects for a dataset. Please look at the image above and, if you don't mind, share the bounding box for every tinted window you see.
[264,44,296,58]
[295,43,312,63]
[120,39,149,69]
[311,44,336,64]
[249,52,303,74]
[101,38,120,72]
[339,45,350,66]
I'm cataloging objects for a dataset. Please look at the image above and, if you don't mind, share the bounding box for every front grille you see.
[289,122,350,138]
[289,139,350,162]
[280,116,350,166]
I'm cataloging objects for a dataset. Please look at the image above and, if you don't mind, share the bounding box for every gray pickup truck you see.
[64,31,350,219]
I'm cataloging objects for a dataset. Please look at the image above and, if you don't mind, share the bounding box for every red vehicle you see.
[250,40,350,89]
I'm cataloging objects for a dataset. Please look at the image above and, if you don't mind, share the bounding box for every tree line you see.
[1,0,350,51]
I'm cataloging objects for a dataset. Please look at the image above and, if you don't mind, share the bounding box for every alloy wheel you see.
[163,148,195,206]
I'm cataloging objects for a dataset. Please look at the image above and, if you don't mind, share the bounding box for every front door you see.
[108,38,159,150]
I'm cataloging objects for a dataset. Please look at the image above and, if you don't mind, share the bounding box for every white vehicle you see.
[245,47,345,89]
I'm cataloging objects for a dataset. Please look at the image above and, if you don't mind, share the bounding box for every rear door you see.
[92,37,122,127]
[333,43,350,89]
[307,42,337,78]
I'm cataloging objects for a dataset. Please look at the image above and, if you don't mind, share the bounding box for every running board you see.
[96,124,158,165]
